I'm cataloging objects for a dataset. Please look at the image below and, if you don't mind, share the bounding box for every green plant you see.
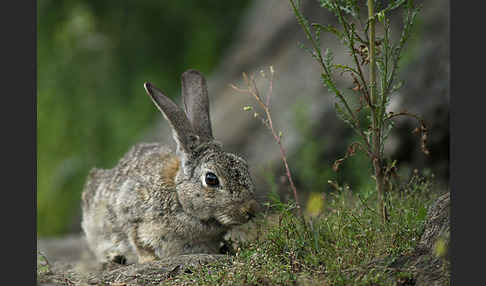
[289,0,428,222]
[37,251,51,275]
[291,100,374,197]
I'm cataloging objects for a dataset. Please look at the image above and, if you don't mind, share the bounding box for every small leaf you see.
[306,192,325,217]
[377,11,385,23]
[433,237,448,258]
[327,180,342,191]
[311,23,343,40]
[332,158,345,171]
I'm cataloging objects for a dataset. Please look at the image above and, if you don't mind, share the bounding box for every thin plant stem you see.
[231,70,302,217]
[289,0,356,123]
[332,0,370,101]
[368,0,387,223]
[289,0,331,77]
[290,0,377,157]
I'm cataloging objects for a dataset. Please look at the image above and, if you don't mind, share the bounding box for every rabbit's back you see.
[81,142,181,263]
[82,142,177,212]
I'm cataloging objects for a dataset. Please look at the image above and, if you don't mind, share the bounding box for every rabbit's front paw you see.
[106,253,127,265]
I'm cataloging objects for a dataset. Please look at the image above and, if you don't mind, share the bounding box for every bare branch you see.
[231,68,302,215]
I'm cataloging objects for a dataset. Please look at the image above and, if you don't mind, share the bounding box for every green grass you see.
[165,174,436,285]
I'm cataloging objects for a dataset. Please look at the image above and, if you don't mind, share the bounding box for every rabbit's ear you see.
[181,69,213,141]
[144,82,199,158]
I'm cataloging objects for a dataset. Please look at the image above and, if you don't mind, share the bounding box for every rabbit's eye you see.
[205,172,220,187]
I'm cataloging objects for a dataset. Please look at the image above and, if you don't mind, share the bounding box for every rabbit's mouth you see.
[215,199,260,226]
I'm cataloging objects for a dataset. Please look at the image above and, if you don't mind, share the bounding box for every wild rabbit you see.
[81,69,259,264]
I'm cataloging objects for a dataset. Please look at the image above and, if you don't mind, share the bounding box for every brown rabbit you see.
[81,70,259,264]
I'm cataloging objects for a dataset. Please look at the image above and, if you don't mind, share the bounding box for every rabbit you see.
[81,69,260,264]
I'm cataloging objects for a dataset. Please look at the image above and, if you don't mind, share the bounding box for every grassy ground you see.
[164,174,440,285]
[38,173,448,286]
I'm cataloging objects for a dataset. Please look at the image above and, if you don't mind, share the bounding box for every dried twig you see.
[230,67,302,216]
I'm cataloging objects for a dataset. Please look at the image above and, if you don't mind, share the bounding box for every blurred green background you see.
[37,0,251,237]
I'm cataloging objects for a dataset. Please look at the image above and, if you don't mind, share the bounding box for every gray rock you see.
[368,192,450,285]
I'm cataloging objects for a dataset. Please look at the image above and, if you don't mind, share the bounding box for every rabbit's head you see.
[144,70,259,227]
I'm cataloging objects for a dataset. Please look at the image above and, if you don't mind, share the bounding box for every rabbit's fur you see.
[81,70,259,264]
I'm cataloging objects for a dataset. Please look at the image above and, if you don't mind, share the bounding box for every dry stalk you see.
[230,67,302,216]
